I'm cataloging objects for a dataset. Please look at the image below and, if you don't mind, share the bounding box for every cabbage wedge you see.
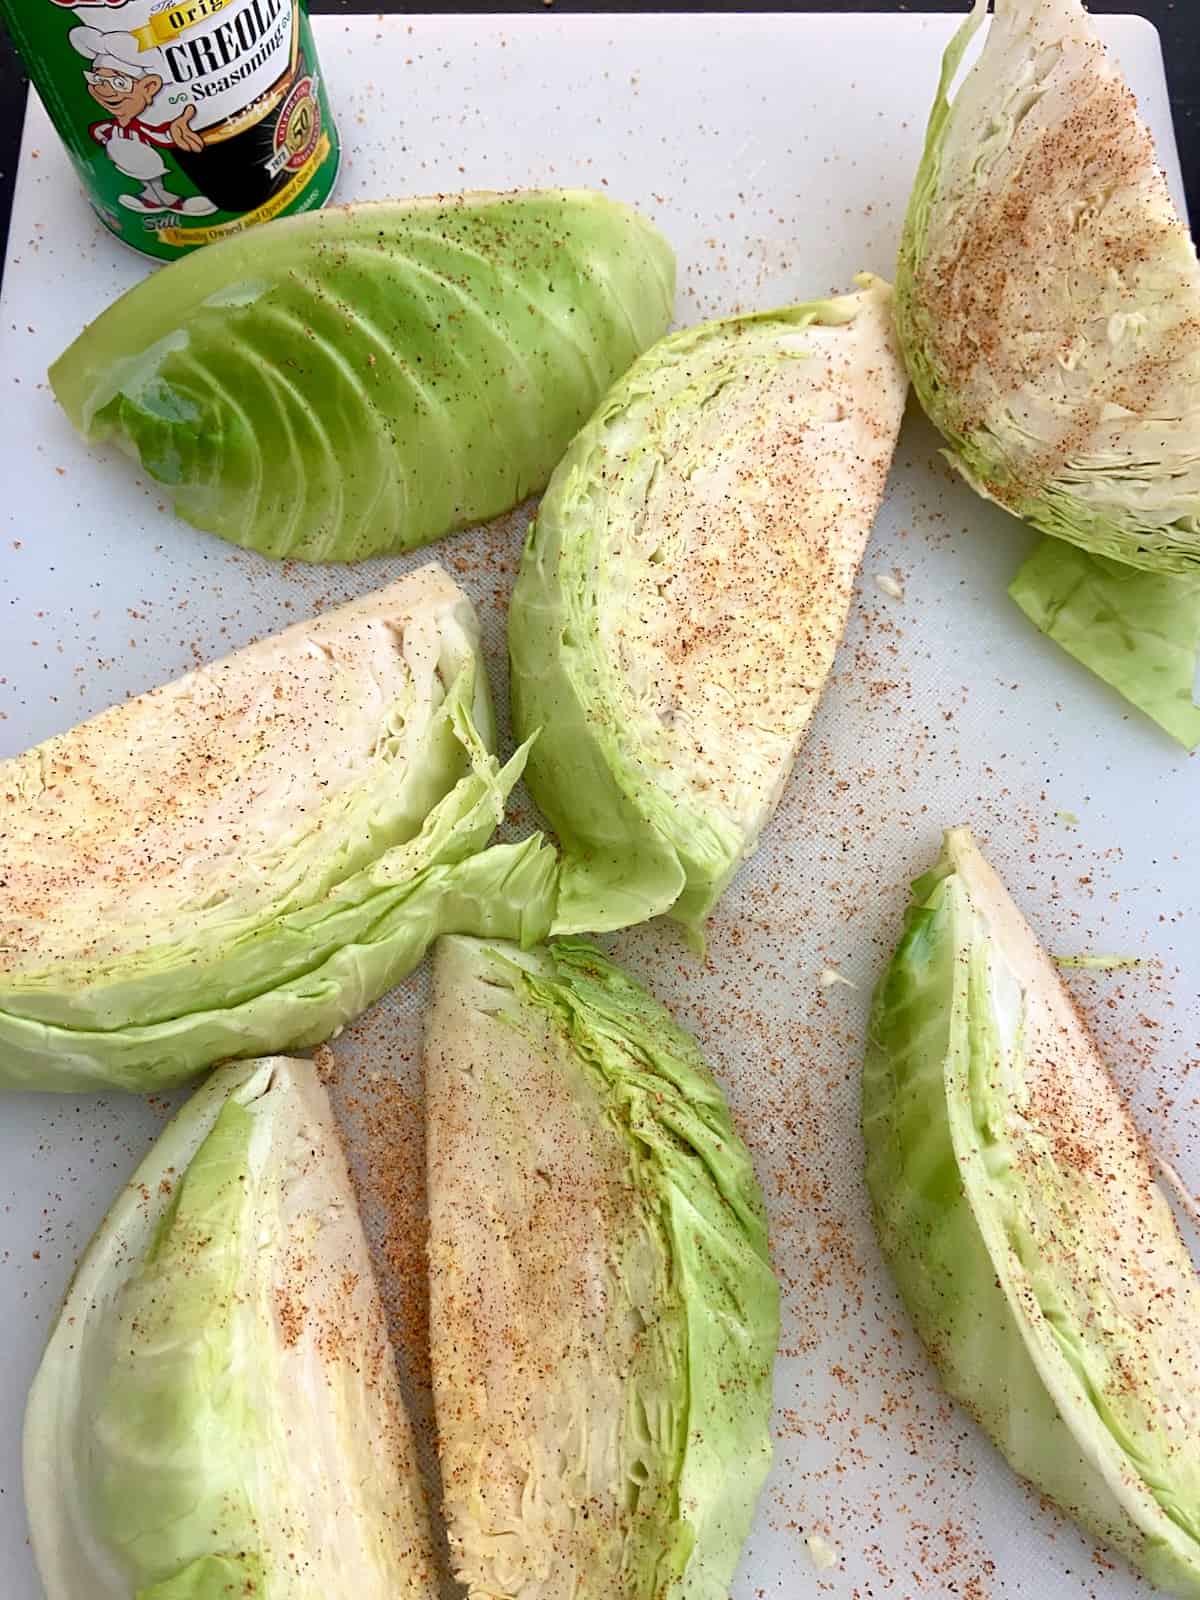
[897,0,1200,574]
[25,1056,438,1600]
[51,190,676,562]
[0,565,558,1093]
[864,827,1200,1596]
[425,935,779,1600]
[509,276,907,937]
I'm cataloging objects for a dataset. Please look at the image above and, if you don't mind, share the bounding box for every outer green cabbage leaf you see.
[864,827,1200,1596]
[897,0,1200,573]
[1010,537,1200,749]
[135,1556,264,1600]
[50,190,676,562]
[509,276,907,937]
[425,935,779,1600]
[0,566,559,1092]
[24,1057,438,1600]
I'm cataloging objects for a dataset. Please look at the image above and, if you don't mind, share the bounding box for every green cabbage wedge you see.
[864,827,1200,1596]
[0,566,558,1093]
[25,1056,438,1600]
[897,0,1200,573]
[425,935,780,1600]
[509,276,907,937]
[50,191,676,562]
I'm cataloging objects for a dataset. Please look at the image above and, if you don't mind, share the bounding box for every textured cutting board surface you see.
[1,13,1196,1599]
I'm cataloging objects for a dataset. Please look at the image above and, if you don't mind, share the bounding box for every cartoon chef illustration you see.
[69,25,217,216]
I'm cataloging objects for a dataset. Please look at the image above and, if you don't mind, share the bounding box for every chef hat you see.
[68,26,149,73]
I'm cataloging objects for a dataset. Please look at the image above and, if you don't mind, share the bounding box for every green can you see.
[0,0,340,260]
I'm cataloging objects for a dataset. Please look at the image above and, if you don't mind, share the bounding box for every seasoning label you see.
[3,0,339,260]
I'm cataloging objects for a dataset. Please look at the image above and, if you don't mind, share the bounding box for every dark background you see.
[0,0,1195,270]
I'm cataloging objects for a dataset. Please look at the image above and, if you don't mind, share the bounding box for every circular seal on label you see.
[275,75,322,175]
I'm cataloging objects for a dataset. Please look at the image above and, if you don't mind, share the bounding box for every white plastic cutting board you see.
[1,12,1197,1599]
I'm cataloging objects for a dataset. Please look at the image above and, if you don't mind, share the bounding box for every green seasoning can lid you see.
[0,0,341,262]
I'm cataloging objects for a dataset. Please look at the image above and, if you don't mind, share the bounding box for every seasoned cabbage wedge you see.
[25,1056,437,1600]
[897,0,1200,574]
[425,935,780,1600]
[0,566,557,1092]
[51,190,676,561]
[864,828,1200,1596]
[510,276,907,937]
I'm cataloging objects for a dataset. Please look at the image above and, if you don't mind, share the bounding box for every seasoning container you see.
[0,0,340,261]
